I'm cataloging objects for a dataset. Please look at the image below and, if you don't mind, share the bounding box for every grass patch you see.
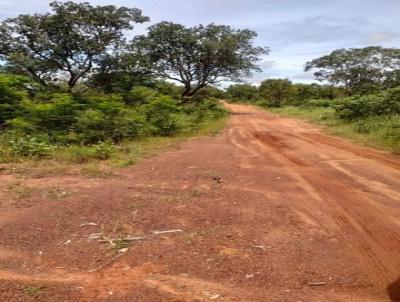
[43,186,69,200]
[269,106,400,152]
[22,286,46,297]
[7,182,34,200]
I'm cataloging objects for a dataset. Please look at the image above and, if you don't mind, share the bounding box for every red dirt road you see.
[1,103,400,301]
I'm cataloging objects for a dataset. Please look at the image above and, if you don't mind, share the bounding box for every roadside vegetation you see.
[0,1,267,173]
[227,46,400,152]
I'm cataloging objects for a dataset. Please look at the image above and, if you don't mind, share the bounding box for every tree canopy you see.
[305,46,400,95]
[226,84,259,101]
[259,79,293,107]
[0,1,149,92]
[130,22,268,99]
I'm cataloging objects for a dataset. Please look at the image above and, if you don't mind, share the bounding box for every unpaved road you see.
[1,103,400,301]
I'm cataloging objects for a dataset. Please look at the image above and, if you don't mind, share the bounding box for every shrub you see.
[183,99,227,122]
[8,135,52,157]
[123,86,158,105]
[0,74,30,125]
[61,142,114,163]
[18,93,81,131]
[73,95,146,143]
[353,117,387,134]
[93,142,115,159]
[334,88,400,120]
[6,118,38,134]
[144,96,181,136]
[300,99,332,108]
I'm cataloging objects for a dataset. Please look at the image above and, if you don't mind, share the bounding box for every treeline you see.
[227,80,346,107]
[0,1,264,160]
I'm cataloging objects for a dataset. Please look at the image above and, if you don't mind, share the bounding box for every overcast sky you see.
[0,0,399,85]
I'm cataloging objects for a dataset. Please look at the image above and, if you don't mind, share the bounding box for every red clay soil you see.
[1,103,400,301]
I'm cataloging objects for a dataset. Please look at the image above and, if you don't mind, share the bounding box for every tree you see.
[305,46,400,95]
[0,1,149,92]
[226,84,259,101]
[291,83,319,102]
[130,22,268,100]
[259,79,293,107]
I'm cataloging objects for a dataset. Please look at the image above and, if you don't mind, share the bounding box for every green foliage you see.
[62,142,115,163]
[190,86,226,103]
[300,99,332,108]
[183,99,228,126]
[131,22,268,98]
[226,84,259,101]
[153,81,183,100]
[8,135,52,157]
[123,86,158,104]
[144,96,180,136]
[18,93,80,131]
[334,88,400,120]
[74,106,146,144]
[305,46,400,95]
[226,81,346,106]
[259,79,293,107]
[0,74,30,124]
[0,1,149,91]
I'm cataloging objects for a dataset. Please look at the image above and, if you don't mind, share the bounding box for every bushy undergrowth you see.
[333,88,400,120]
[0,74,228,161]
[268,88,400,152]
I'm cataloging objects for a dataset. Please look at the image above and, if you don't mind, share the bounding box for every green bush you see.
[8,135,52,157]
[74,107,147,144]
[144,96,181,136]
[123,86,158,105]
[93,142,115,159]
[73,95,147,143]
[334,88,400,120]
[18,93,80,131]
[300,99,332,108]
[0,74,30,125]
[61,142,115,163]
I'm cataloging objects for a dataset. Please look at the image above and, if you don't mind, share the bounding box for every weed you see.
[80,163,114,178]
[44,186,69,200]
[22,286,46,297]
[7,182,34,200]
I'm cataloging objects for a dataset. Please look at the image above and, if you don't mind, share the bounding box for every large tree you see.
[259,79,293,107]
[130,22,268,99]
[305,46,400,95]
[0,1,148,92]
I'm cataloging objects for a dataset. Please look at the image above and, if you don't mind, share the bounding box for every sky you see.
[0,0,399,85]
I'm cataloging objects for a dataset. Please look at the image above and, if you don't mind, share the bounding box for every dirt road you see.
[1,103,400,301]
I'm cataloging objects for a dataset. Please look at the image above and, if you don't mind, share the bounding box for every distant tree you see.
[259,79,293,107]
[291,83,319,102]
[305,46,400,95]
[0,1,149,92]
[130,22,268,100]
[226,84,259,101]
[317,85,347,100]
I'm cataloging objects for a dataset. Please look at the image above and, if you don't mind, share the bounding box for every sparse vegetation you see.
[22,286,46,297]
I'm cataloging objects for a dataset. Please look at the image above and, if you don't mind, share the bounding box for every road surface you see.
[0,103,400,301]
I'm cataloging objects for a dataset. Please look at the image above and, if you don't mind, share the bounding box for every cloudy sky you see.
[0,0,399,84]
